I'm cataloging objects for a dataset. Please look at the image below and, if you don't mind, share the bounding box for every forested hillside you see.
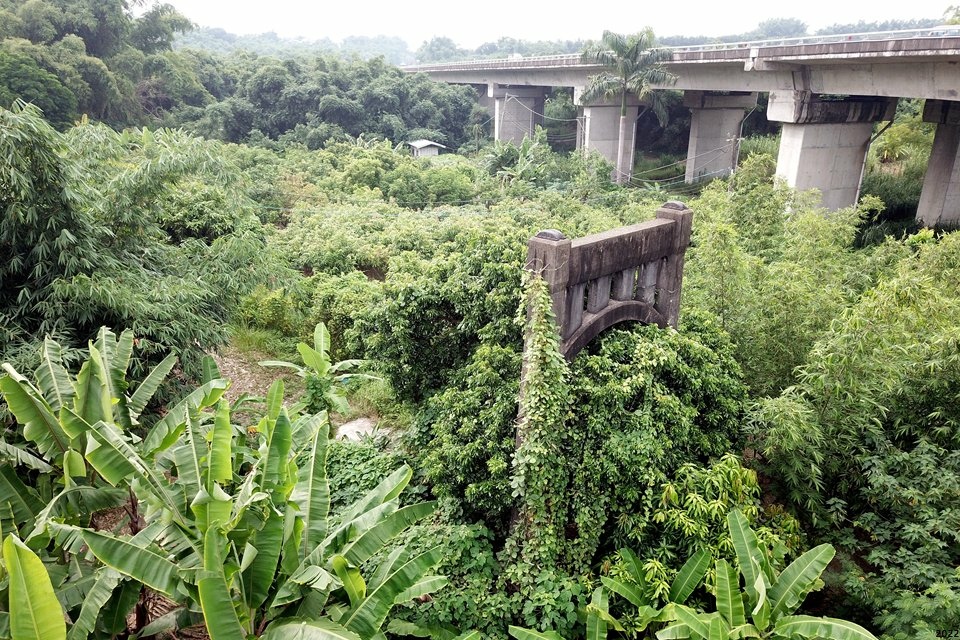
[0,0,482,148]
[1,4,960,640]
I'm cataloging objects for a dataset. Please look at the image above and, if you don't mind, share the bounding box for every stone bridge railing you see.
[524,201,693,359]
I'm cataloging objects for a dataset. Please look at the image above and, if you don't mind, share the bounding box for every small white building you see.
[407,139,448,158]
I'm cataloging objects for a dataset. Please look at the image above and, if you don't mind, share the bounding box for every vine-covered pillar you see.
[510,271,571,570]
[653,202,694,327]
[524,229,571,335]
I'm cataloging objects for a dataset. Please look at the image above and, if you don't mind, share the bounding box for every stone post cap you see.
[534,229,567,240]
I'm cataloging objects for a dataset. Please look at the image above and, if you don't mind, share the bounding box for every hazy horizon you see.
[162,0,951,49]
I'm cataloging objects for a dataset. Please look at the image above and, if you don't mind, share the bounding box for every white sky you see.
[163,0,952,49]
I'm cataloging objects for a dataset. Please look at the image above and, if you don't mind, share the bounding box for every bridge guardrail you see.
[404,26,960,72]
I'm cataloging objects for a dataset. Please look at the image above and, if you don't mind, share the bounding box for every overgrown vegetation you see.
[1,16,958,637]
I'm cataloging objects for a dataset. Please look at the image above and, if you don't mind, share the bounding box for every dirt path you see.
[210,345,303,403]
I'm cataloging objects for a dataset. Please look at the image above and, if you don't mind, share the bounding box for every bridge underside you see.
[560,300,666,358]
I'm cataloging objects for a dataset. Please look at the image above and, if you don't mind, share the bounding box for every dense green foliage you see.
[3,33,960,637]
[0,102,279,378]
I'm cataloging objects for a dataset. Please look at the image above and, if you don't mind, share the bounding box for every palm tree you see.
[580,29,677,183]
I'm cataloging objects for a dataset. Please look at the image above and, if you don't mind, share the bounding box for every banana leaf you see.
[773,615,877,640]
[586,587,609,640]
[668,549,710,604]
[197,527,245,640]
[4,534,66,640]
[35,338,74,413]
[767,545,834,619]
[292,419,330,559]
[0,366,70,461]
[714,559,746,627]
[342,547,443,639]
[261,619,361,640]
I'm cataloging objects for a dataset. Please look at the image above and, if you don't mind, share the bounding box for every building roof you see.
[407,139,448,149]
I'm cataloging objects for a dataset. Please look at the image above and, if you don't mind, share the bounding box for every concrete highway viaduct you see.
[406,28,960,226]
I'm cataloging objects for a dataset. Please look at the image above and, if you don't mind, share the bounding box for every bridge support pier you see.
[917,99,960,228]
[490,85,549,143]
[575,88,642,183]
[768,91,897,210]
[683,91,757,184]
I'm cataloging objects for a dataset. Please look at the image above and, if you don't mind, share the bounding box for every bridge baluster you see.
[611,268,636,300]
[637,260,659,304]
[586,275,612,313]
[566,282,587,339]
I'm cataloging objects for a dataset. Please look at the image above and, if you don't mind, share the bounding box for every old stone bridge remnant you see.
[524,200,693,359]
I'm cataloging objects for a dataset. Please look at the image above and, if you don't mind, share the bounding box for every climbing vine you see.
[508,270,573,571]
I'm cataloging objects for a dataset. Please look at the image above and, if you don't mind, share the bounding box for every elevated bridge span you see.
[407,28,960,225]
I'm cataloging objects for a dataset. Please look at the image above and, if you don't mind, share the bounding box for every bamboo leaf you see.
[767,544,834,619]
[4,534,66,640]
[669,549,710,604]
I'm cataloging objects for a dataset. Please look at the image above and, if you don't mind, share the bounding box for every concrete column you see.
[490,85,548,143]
[768,91,897,210]
[575,87,641,182]
[917,99,960,228]
[683,91,758,184]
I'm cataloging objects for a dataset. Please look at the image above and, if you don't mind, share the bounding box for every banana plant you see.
[0,328,222,536]
[54,374,444,639]
[259,322,376,414]
[656,509,878,640]
[592,547,712,635]
[508,547,711,640]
